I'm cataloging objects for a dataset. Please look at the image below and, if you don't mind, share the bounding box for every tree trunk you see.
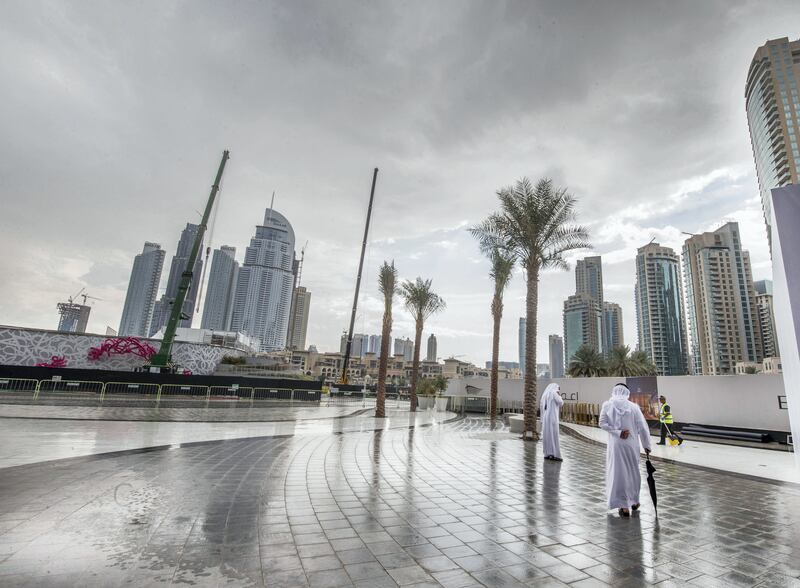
[410,318,423,412]
[523,266,539,439]
[375,308,392,418]
[490,295,502,425]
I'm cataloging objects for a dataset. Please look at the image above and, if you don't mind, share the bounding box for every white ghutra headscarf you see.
[606,383,632,430]
[541,383,560,412]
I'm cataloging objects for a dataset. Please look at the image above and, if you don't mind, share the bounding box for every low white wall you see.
[0,326,245,376]
[446,374,790,432]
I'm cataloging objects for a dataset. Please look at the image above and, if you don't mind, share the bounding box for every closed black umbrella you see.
[645,456,658,515]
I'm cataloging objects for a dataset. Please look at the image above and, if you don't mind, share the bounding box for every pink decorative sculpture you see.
[36,355,68,368]
[88,337,157,361]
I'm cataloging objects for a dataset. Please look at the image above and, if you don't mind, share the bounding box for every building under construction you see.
[57,302,91,333]
[57,289,99,333]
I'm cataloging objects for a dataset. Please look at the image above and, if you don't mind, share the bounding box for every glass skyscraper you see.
[745,37,800,250]
[562,293,602,365]
[634,243,688,375]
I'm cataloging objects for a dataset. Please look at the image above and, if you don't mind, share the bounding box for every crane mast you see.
[339,168,378,384]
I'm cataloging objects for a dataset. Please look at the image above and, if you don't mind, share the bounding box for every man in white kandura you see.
[599,383,652,517]
[541,383,564,461]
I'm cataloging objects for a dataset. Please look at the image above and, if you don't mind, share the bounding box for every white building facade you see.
[229,209,296,351]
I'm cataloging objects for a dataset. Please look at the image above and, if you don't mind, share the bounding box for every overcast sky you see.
[1,2,799,365]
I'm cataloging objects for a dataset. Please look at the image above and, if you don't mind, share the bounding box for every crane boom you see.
[149,150,230,370]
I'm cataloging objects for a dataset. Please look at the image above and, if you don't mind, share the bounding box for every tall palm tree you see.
[630,350,658,376]
[467,229,516,423]
[607,345,638,377]
[375,261,398,418]
[568,345,607,377]
[474,178,590,439]
[401,278,446,412]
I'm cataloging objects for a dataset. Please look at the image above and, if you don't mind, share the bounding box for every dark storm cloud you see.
[0,1,798,363]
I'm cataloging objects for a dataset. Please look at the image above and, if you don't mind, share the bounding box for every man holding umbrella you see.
[599,384,653,517]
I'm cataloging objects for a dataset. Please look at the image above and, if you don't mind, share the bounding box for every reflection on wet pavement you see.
[0,409,450,469]
[1,417,799,587]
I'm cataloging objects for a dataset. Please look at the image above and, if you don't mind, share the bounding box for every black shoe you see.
[618,508,630,517]
[552,457,563,462]
[631,503,640,511]
[656,442,666,445]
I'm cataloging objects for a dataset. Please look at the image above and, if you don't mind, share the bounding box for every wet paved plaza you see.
[1,417,800,587]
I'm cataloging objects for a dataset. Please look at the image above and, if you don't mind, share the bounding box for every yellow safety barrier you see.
[0,378,39,398]
[103,381,160,401]
[37,379,105,400]
[209,385,253,400]
[251,387,294,402]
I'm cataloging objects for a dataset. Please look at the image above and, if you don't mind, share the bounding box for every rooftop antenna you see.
[266,191,275,225]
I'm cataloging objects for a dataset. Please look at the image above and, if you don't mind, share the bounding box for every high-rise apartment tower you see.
[286,286,311,351]
[426,333,437,362]
[548,334,564,379]
[683,223,763,375]
[119,242,165,337]
[754,279,780,359]
[745,37,800,250]
[200,245,239,331]
[575,256,607,356]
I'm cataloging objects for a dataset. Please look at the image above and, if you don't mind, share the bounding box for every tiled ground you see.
[0,408,448,469]
[1,417,799,587]
[0,402,367,422]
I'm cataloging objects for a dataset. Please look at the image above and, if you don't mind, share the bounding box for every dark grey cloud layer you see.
[1,1,798,363]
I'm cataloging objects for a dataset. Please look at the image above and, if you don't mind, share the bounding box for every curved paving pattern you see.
[0,403,367,422]
[1,418,800,587]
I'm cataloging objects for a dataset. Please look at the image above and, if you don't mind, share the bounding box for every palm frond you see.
[401,277,446,323]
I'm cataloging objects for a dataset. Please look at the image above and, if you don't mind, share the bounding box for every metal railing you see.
[36,379,104,399]
[0,378,38,397]
[439,395,601,425]
[0,378,327,408]
[103,382,160,398]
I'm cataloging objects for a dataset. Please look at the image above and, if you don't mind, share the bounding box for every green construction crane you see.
[149,150,230,371]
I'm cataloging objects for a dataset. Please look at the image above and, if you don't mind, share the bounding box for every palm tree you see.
[474,178,590,438]
[607,345,639,377]
[401,278,446,412]
[568,345,607,377]
[630,350,657,376]
[375,261,398,418]
[467,230,516,423]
